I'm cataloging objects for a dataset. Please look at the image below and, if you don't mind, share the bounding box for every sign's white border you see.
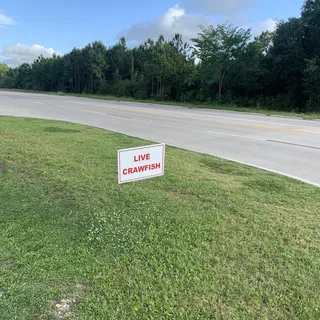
[118,144,165,184]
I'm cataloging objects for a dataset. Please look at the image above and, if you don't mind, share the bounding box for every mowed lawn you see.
[0,117,319,319]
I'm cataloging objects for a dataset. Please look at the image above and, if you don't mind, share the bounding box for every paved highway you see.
[1,90,320,187]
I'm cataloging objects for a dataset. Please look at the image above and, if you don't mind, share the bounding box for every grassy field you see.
[0,117,319,319]
[1,88,320,119]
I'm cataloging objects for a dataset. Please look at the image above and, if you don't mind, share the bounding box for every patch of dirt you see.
[53,299,75,319]
[0,258,13,270]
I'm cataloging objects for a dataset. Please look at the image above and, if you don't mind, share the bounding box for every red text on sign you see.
[123,163,161,175]
[134,153,151,162]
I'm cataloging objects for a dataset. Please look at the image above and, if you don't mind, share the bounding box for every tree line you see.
[1,0,320,113]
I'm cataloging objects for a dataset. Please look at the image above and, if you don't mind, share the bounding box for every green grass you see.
[0,116,320,319]
[1,88,320,119]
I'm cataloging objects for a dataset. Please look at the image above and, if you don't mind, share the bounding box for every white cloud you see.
[251,18,277,37]
[120,4,213,43]
[1,44,59,65]
[259,18,277,32]
[184,0,255,14]
[120,4,277,44]
[0,11,15,28]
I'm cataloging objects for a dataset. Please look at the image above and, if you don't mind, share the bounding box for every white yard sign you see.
[118,144,165,184]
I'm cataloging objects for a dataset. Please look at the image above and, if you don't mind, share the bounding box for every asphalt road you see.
[1,90,320,187]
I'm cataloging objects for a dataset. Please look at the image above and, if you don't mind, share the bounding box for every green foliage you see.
[303,58,320,112]
[2,4,320,113]
[0,63,11,88]
[0,63,9,78]
[267,18,306,112]
[192,23,251,99]
[302,0,320,57]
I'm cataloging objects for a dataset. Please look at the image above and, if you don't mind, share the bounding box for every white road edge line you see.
[223,158,320,188]
[0,111,318,188]
[208,130,266,141]
[165,143,320,189]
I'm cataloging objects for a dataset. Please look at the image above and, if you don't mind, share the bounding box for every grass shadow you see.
[43,127,81,134]
[200,159,251,177]
[0,161,5,173]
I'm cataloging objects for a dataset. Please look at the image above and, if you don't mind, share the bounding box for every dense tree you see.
[266,18,306,111]
[0,63,10,88]
[192,24,251,100]
[302,0,320,57]
[301,0,320,110]
[0,63,9,78]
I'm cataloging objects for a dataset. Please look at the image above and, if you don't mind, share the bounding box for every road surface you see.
[1,91,320,187]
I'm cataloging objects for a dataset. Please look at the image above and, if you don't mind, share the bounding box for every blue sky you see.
[0,0,304,65]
